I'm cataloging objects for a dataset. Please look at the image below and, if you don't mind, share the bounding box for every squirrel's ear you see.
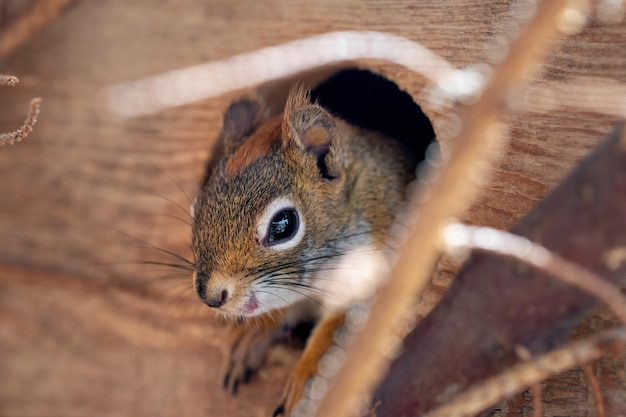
[285,104,335,150]
[284,104,339,179]
[220,98,262,154]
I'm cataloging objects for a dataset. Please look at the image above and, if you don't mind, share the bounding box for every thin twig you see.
[515,346,542,417]
[582,362,606,417]
[312,1,577,417]
[443,224,626,326]
[104,31,462,119]
[0,74,19,86]
[0,97,42,146]
[422,327,626,417]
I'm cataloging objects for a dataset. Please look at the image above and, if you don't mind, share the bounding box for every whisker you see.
[154,282,192,300]
[260,268,349,289]
[263,283,332,314]
[264,277,349,304]
[145,212,192,227]
[255,289,295,313]
[150,273,193,283]
[149,162,194,205]
[163,290,205,320]
[247,246,384,283]
[79,216,195,267]
[127,259,194,271]
[128,192,192,221]
[90,260,194,271]
[245,232,383,278]
[323,226,391,244]
[247,249,354,279]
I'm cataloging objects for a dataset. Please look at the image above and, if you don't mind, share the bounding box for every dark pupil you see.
[268,209,298,244]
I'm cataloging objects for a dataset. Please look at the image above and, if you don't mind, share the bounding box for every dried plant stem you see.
[422,327,626,417]
[0,74,19,86]
[0,0,80,59]
[443,224,626,326]
[105,31,459,119]
[515,346,542,417]
[0,97,42,146]
[582,362,606,417]
[313,1,575,417]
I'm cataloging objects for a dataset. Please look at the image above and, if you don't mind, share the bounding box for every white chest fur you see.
[312,241,390,313]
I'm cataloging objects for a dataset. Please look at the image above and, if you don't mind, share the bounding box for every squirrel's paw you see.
[273,313,345,416]
[222,323,275,394]
[273,356,317,416]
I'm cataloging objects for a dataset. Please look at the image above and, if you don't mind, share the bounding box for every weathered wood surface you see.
[375,124,626,416]
[0,264,297,416]
[0,0,624,416]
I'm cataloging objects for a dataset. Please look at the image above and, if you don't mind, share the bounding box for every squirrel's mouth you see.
[240,292,259,315]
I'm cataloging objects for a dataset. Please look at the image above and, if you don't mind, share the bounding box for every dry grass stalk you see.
[422,326,626,417]
[0,74,19,86]
[104,30,460,119]
[515,346,542,417]
[312,1,577,416]
[443,224,626,326]
[0,97,42,146]
[437,222,626,417]
[582,362,606,417]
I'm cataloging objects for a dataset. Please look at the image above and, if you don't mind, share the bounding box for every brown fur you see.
[193,86,419,416]
[279,312,346,412]
[224,87,337,178]
[282,85,311,126]
[225,116,282,177]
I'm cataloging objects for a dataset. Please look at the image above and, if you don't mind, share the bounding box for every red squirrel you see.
[191,86,418,415]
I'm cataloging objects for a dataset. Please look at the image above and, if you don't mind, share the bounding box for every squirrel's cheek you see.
[247,285,309,316]
[241,293,259,315]
[314,243,389,311]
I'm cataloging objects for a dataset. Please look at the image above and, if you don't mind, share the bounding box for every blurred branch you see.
[515,346,542,417]
[0,74,19,86]
[312,1,581,417]
[104,31,463,119]
[443,223,626,325]
[582,362,606,417]
[373,121,626,415]
[423,327,626,417]
[0,0,79,59]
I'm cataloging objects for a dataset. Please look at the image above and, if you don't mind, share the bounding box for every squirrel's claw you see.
[272,404,285,417]
[223,365,254,394]
[274,312,346,415]
[221,323,274,395]
[275,355,317,416]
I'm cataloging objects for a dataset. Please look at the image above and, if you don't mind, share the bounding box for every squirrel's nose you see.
[195,272,229,308]
[204,288,229,308]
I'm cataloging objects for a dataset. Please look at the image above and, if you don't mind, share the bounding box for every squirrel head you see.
[192,88,358,317]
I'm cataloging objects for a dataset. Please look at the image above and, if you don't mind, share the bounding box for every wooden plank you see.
[374,123,626,417]
[0,1,624,415]
[0,0,622,283]
[0,264,296,417]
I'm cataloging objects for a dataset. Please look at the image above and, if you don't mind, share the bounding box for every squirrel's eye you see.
[257,197,305,250]
[267,209,299,245]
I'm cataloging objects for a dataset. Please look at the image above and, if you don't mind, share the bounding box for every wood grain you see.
[0,0,624,416]
[0,264,297,417]
[374,123,626,417]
